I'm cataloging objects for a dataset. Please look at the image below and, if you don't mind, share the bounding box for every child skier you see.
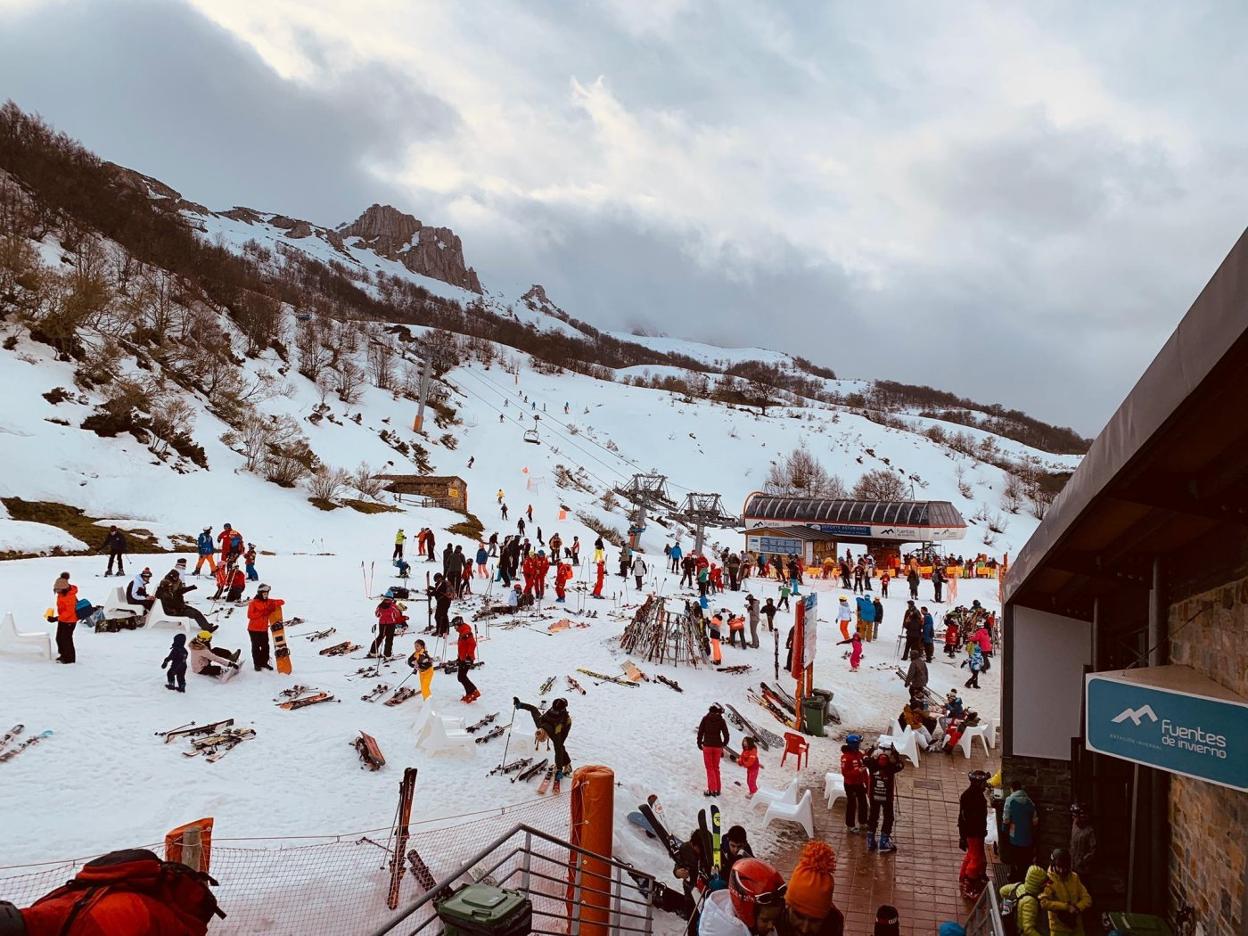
[408,639,434,699]
[777,581,791,612]
[244,544,258,581]
[555,561,573,603]
[161,633,188,693]
[836,631,864,672]
[944,618,960,657]
[738,736,761,796]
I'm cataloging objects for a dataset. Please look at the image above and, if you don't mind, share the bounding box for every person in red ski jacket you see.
[840,734,870,833]
[533,550,551,599]
[370,597,407,658]
[245,585,283,671]
[455,619,479,702]
[710,564,724,593]
[522,554,538,596]
[555,561,573,602]
[217,524,243,561]
[592,560,606,598]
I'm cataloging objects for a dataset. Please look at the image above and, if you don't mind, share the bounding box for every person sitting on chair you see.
[126,568,155,613]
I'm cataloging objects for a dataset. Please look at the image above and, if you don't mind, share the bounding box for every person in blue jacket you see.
[194,527,216,576]
[921,607,936,662]
[669,541,683,573]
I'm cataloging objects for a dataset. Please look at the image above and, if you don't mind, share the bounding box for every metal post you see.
[611,864,622,930]
[413,354,431,432]
[570,860,584,936]
[521,830,533,893]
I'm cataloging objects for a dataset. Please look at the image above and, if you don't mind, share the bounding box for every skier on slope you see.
[218,523,243,562]
[515,695,573,785]
[534,549,551,599]
[53,574,79,664]
[591,558,606,599]
[630,552,648,590]
[194,526,216,575]
[244,543,259,581]
[697,703,730,797]
[555,559,573,602]
[370,596,407,658]
[393,528,405,560]
[98,526,127,577]
[245,584,283,672]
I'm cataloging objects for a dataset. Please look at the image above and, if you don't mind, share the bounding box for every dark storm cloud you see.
[0,0,457,222]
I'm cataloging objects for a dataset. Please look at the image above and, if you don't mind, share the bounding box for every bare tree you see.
[851,468,910,501]
[351,462,388,500]
[235,291,282,355]
[765,445,846,498]
[954,462,973,499]
[308,466,350,502]
[335,360,366,404]
[1002,472,1024,514]
[367,338,396,390]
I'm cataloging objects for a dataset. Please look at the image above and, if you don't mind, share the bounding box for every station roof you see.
[743,493,965,529]
[1004,227,1248,619]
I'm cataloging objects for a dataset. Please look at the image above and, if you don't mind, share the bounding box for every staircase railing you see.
[370,823,656,936]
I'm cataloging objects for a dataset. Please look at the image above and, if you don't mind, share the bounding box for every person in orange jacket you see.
[555,561,574,603]
[245,584,284,671]
[533,550,551,599]
[738,736,762,796]
[54,573,79,664]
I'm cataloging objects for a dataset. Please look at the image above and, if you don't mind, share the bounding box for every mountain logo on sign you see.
[1112,705,1159,726]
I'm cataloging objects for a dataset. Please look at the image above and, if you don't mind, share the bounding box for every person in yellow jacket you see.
[999,865,1048,936]
[1041,848,1092,935]
[408,639,435,699]
[393,528,406,560]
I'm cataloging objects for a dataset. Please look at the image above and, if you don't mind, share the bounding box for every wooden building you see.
[374,475,468,512]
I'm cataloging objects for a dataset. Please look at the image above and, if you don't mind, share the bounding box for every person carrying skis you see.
[53,574,79,664]
[779,841,845,936]
[515,695,573,783]
[370,597,407,658]
[245,584,283,671]
[99,525,127,576]
[630,552,648,590]
[454,618,479,702]
[244,544,258,581]
[865,741,904,853]
[697,703,730,797]
[958,770,991,900]
[555,560,573,602]
[839,734,869,833]
[408,639,435,699]
[393,528,406,560]
[161,633,188,693]
[738,737,761,797]
[194,527,216,575]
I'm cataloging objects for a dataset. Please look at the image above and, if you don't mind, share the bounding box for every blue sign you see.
[810,523,872,538]
[1086,669,1248,791]
[747,535,802,556]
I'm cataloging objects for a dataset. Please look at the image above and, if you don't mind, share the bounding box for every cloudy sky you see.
[3,0,1246,433]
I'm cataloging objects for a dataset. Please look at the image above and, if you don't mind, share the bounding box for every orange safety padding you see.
[164,817,214,873]
[568,766,614,936]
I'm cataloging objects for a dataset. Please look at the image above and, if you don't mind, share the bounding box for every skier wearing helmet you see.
[698,857,786,936]
[958,770,992,899]
[515,695,573,785]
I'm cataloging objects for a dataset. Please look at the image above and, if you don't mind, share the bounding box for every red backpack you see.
[5,848,224,935]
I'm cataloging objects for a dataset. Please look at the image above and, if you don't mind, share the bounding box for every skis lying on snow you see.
[475,725,505,744]
[577,668,638,688]
[538,676,556,695]
[183,728,255,761]
[157,719,234,743]
[303,628,337,642]
[466,713,499,733]
[319,641,360,656]
[361,684,392,703]
[490,756,532,777]
[275,685,314,701]
[384,688,419,707]
[513,758,548,783]
[354,731,386,771]
[656,675,683,693]
[278,692,336,710]
[718,664,754,675]
[0,730,52,763]
[565,675,587,695]
[536,764,557,794]
[638,800,685,865]
[1,724,24,749]
[725,704,781,750]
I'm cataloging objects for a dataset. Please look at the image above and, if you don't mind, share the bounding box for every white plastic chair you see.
[958,724,991,758]
[877,727,920,767]
[764,789,814,838]
[146,600,190,632]
[0,612,53,660]
[823,772,846,809]
[416,710,474,754]
[103,587,147,622]
[983,717,997,749]
[751,777,800,810]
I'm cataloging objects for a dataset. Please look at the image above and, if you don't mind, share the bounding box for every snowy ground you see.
[0,544,1000,876]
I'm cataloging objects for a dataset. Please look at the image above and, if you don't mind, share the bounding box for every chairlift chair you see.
[524,416,541,445]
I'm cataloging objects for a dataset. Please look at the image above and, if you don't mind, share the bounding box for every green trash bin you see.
[435,883,533,936]
[809,688,834,718]
[802,697,826,737]
[1102,912,1172,936]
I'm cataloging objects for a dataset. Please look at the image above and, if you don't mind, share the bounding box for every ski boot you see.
[866,833,877,851]
[879,834,897,853]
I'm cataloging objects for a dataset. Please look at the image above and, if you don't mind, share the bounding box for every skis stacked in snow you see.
[278,691,336,710]
[475,726,505,744]
[353,731,386,770]
[275,686,313,701]
[319,641,360,656]
[386,768,417,910]
[0,730,52,763]
[384,688,419,707]
[746,689,793,728]
[577,668,638,688]
[490,756,533,777]
[513,758,548,783]
[183,728,255,762]
[656,675,683,693]
[718,664,754,675]
[621,660,649,683]
[465,713,499,733]
[361,684,392,703]
[157,719,234,743]
[303,628,337,641]
[724,704,781,749]
[565,675,587,695]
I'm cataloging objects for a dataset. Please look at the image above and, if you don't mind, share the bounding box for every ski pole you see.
[499,700,517,771]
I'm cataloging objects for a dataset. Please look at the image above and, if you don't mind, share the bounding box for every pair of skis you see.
[320,641,361,656]
[576,668,638,688]
[0,728,52,763]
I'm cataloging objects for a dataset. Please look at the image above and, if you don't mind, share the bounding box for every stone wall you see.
[999,753,1072,859]
[1166,573,1248,936]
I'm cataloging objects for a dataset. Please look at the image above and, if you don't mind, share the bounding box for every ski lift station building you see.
[741,493,966,566]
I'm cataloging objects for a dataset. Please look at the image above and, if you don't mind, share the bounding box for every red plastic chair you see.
[780,732,809,770]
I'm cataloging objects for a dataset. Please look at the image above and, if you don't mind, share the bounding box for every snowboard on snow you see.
[270,608,292,675]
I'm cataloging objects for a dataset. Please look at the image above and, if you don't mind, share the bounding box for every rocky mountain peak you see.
[338,203,481,293]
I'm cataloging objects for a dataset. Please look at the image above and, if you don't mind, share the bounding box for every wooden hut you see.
[374,475,468,511]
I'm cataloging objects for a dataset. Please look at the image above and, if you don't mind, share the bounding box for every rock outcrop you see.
[338,204,482,293]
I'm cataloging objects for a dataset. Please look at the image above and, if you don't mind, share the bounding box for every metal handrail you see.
[370,823,656,936]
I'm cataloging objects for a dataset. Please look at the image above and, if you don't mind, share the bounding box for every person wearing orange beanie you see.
[780,841,844,936]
